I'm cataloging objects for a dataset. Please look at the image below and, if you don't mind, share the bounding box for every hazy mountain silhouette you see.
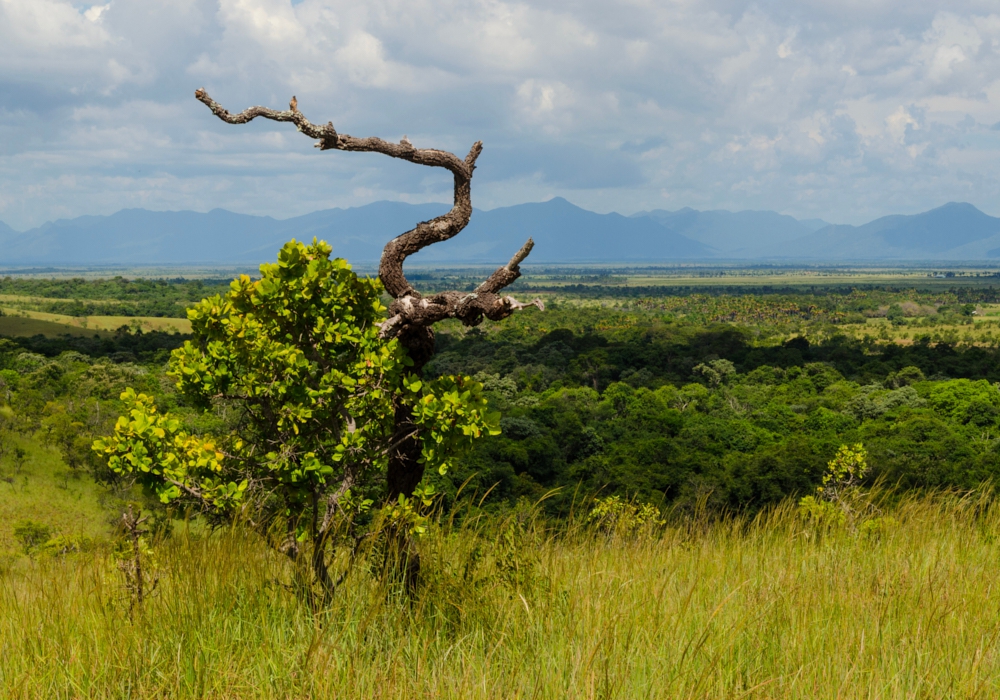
[1,199,996,265]
[416,198,708,262]
[767,202,1000,260]
[797,218,832,232]
[0,198,709,264]
[634,208,821,255]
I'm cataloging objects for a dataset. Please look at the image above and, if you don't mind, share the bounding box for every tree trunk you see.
[386,325,435,502]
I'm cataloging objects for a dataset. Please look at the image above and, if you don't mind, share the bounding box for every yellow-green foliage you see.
[5,492,998,698]
[798,443,896,536]
[587,494,665,536]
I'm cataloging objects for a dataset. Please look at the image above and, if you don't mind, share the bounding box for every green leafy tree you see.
[95,240,498,601]
[799,443,894,536]
[39,403,94,471]
[13,519,51,554]
[193,89,541,510]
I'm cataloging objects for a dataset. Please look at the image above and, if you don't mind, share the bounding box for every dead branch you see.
[194,89,540,336]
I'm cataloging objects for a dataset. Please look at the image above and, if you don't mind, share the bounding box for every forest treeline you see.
[3,294,1000,517]
[0,276,231,318]
[425,315,1000,514]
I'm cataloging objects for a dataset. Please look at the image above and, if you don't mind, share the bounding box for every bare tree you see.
[195,89,542,502]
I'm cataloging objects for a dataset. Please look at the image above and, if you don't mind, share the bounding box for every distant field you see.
[406,267,1000,292]
[518,270,1000,289]
[5,264,999,287]
[617,273,999,288]
[0,265,261,279]
[1,265,998,341]
[0,309,189,335]
[0,316,113,338]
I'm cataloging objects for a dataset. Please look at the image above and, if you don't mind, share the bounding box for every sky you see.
[2,0,1000,231]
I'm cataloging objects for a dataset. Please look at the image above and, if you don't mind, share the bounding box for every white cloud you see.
[3,0,1000,229]
[84,3,111,22]
[886,106,919,143]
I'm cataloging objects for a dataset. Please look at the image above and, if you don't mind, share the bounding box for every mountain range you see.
[0,199,998,265]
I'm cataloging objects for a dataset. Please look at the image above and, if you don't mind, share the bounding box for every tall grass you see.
[2,491,1000,698]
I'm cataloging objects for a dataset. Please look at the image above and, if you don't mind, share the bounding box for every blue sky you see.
[2,0,1000,230]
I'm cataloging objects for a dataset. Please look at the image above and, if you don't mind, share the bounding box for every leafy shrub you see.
[587,495,664,537]
[13,520,51,554]
[494,500,540,590]
[887,366,925,388]
[844,386,924,420]
[39,534,94,557]
[798,444,896,537]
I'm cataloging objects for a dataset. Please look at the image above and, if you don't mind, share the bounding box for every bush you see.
[39,534,95,557]
[587,495,664,537]
[13,520,51,554]
[798,444,896,537]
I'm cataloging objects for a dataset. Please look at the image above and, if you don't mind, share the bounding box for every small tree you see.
[193,89,542,503]
[40,404,91,471]
[799,443,895,537]
[95,240,499,602]
[13,520,51,554]
[10,446,27,475]
[115,505,159,617]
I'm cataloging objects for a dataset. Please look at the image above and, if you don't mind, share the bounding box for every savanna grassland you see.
[4,493,1000,698]
[3,264,1000,698]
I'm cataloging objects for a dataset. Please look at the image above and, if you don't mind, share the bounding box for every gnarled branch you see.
[195,89,539,335]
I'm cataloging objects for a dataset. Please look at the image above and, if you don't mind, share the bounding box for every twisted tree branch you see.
[194,89,540,335]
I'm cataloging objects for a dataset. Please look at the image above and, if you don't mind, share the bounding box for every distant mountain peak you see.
[539,196,583,211]
[0,200,710,265]
[3,200,997,265]
[931,201,982,214]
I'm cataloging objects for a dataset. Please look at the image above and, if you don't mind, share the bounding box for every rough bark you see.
[195,90,542,501]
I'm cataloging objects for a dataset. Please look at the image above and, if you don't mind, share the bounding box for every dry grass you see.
[840,318,1000,347]
[0,308,190,334]
[2,492,1000,698]
[0,315,113,338]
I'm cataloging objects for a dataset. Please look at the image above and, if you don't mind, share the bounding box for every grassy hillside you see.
[1,493,999,698]
[0,315,113,338]
[0,435,113,552]
[0,309,190,335]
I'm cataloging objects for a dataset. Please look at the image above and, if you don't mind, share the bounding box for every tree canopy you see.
[94,239,498,600]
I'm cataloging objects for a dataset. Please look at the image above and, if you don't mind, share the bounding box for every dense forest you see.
[433,319,1000,513]
[3,275,1000,523]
